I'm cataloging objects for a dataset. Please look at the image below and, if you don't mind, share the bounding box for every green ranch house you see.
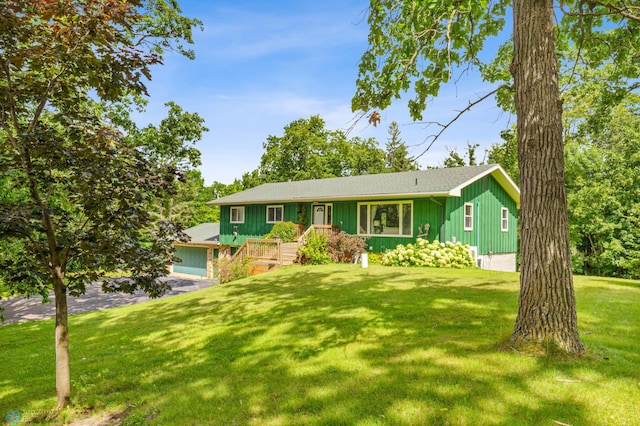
[205,164,520,273]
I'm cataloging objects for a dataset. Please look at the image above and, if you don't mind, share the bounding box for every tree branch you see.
[559,1,640,21]
[412,84,511,160]
[0,58,21,152]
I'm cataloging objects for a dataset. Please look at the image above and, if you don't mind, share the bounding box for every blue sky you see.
[137,0,513,185]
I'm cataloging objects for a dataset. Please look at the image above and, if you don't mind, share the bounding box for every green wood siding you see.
[413,198,446,242]
[220,204,263,246]
[444,176,518,255]
[332,201,357,233]
[219,202,305,246]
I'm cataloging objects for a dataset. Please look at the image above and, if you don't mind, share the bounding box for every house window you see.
[501,207,509,232]
[357,201,413,237]
[266,205,284,223]
[464,203,473,231]
[230,206,245,224]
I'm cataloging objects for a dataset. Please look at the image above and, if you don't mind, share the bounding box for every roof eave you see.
[207,191,453,206]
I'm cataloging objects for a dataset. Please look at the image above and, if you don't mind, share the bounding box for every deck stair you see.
[281,242,299,265]
[246,242,299,275]
[228,225,339,278]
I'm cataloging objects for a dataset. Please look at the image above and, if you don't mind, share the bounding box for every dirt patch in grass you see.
[69,411,125,426]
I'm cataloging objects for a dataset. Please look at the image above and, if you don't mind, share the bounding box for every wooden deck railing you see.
[231,238,282,265]
[297,224,339,246]
[229,225,338,269]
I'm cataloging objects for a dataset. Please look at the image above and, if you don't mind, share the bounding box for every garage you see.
[171,223,220,279]
[173,245,209,277]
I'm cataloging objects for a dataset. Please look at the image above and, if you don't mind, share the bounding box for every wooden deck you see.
[229,225,339,277]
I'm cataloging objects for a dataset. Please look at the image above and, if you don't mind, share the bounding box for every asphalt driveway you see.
[1,274,217,325]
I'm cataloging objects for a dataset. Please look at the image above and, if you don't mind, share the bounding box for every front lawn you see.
[1,265,638,425]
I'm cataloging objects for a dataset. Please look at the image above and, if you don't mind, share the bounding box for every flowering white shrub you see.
[381,239,475,268]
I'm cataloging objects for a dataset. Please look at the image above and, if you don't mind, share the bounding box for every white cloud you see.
[194,6,366,63]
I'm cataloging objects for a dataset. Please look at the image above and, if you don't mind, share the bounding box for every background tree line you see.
[176,115,418,227]
[487,60,640,280]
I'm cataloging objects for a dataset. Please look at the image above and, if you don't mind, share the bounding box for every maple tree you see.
[0,0,202,407]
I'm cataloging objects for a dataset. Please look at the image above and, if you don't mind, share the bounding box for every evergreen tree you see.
[385,121,419,172]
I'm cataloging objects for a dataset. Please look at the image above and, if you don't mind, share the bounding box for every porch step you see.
[245,242,300,277]
[249,260,281,276]
[281,242,299,265]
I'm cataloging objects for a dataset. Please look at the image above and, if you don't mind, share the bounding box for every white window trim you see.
[464,202,474,231]
[357,201,413,237]
[266,205,284,224]
[230,206,245,224]
[501,207,509,232]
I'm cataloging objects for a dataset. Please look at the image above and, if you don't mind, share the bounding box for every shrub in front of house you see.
[264,221,298,242]
[381,239,475,268]
[217,256,250,283]
[327,231,367,263]
[365,252,383,265]
[298,231,331,265]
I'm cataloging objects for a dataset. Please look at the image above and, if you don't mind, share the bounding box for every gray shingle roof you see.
[208,164,520,207]
[183,223,219,244]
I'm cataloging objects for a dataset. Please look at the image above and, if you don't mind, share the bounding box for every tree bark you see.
[510,0,585,354]
[53,275,71,408]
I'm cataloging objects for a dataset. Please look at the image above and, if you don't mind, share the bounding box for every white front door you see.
[313,205,325,225]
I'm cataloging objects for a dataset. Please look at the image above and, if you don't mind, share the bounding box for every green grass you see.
[1,265,639,425]
[0,280,10,298]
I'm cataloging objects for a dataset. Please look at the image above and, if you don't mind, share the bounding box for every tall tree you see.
[443,142,482,168]
[259,115,334,182]
[343,135,387,176]
[352,1,640,354]
[154,170,207,226]
[385,121,419,171]
[510,0,581,353]
[0,0,201,407]
[257,115,386,183]
[117,102,208,226]
[487,128,519,185]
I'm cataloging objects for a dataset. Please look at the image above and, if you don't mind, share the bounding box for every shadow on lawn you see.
[2,265,638,424]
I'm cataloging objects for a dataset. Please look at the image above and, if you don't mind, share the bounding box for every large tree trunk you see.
[510,0,585,354]
[53,275,71,408]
